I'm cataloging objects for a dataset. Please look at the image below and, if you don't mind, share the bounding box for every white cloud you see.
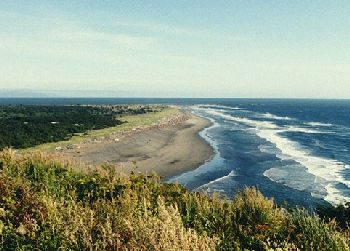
[111,34,155,49]
[49,26,156,50]
[112,21,197,36]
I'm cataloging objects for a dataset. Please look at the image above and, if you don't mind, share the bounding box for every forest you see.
[0,105,157,149]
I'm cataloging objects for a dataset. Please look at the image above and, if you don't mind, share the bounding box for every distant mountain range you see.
[0,89,130,98]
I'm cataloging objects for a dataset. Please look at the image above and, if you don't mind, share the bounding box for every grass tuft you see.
[0,149,349,250]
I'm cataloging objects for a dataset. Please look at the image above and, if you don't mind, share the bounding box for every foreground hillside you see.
[0,150,349,250]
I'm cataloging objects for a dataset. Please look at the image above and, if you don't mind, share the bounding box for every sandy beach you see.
[60,111,213,178]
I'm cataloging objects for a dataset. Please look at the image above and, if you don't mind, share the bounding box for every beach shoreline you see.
[59,109,214,178]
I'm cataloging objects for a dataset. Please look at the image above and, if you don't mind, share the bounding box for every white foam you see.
[198,116,220,153]
[307,122,333,127]
[263,168,286,183]
[206,109,279,129]
[284,125,325,134]
[324,184,346,205]
[199,104,242,110]
[167,108,224,185]
[259,144,277,154]
[209,109,350,205]
[196,170,236,190]
[262,135,350,205]
[261,112,293,121]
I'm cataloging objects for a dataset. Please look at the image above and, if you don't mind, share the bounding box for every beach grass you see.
[0,149,349,250]
[23,107,180,152]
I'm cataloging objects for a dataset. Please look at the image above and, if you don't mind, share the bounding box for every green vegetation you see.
[0,149,349,250]
[28,106,179,151]
[317,203,350,230]
[0,105,164,150]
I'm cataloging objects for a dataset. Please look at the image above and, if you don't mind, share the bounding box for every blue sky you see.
[0,1,349,98]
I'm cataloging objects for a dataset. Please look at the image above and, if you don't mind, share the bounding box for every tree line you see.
[0,105,155,149]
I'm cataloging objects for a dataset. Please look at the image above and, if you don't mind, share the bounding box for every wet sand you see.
[61,112,213,178]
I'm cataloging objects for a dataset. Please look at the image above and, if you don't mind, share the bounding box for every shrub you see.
[0,149,349,250]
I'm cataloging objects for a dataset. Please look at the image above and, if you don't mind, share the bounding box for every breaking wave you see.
[208,109,350,205]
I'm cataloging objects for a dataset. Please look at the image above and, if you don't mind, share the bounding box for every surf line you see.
[166,106,225,187]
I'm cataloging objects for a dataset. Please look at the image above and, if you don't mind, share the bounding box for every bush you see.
[0,149,349,250]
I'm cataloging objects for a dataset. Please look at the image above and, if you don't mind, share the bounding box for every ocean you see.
[2,98,349,208]
[168,99,350,208]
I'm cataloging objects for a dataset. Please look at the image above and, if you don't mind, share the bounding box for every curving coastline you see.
[60,109,215,178]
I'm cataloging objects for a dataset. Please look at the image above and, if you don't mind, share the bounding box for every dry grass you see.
[24,107,180,152]
[0,149,349,250]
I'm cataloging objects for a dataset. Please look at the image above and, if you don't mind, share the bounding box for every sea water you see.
[168,99,350,208]
[2,98,349,207]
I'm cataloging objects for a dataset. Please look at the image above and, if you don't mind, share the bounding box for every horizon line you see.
[0,97,349,100]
